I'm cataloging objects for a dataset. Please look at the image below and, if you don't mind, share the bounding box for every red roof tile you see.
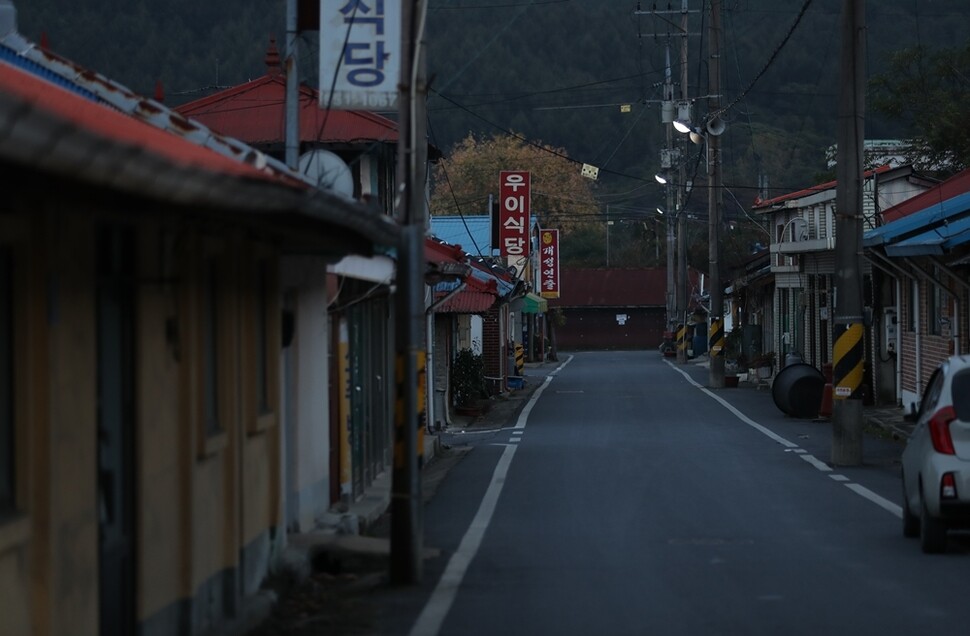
[433,290,496,314]
[174,49,398,146]
[0,60,286,183]
[753,165,892,209]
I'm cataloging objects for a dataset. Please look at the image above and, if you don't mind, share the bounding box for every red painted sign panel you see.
[498,171,531,258]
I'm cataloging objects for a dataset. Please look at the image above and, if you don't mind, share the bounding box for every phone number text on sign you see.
[499,171,531,258]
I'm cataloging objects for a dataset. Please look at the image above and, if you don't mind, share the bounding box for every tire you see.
[902,478,919,538]
[920,494,948,554]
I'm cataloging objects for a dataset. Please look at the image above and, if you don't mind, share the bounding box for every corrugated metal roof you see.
[878,167,970,223]
[430,215,493,257]
[864,181,970,249]
[884,216,970,257]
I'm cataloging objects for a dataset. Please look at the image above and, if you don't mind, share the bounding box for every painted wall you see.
[281,256,332,532]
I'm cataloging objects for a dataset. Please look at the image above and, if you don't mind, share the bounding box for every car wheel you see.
[902,478,919,538]
[920,494,948,554]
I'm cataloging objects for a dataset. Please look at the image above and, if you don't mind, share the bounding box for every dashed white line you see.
[845,483,903,518]
[666,361,799,449]
[665,360,904,521]
[799,454,833,472]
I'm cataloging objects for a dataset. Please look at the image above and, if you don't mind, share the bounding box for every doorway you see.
[96,226,136,636]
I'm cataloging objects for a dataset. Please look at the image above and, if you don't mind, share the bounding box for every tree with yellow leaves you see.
[430,132,600,234]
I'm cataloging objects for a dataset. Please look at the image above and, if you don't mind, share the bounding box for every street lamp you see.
[654,173,668,185]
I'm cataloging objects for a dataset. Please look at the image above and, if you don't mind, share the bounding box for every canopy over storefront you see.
[521,292,548,314]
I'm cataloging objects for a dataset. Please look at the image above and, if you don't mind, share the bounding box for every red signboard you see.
[539,229,560,299]
[498,171,531,258]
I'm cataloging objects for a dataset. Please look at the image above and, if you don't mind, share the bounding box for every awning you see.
[521,292,548,314]
[884,216,970,257]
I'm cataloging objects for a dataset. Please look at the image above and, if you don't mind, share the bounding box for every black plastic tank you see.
[772,362,825,418]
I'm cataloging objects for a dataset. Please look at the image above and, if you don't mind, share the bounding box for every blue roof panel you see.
[430,216,492,257]
[884,216,970,257]
[864,191,970,247]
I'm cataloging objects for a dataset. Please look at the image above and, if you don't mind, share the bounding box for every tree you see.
[430,132,600,233]
[870,44,970,176]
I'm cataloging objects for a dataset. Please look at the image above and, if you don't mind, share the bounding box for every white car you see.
[901,355,970,553]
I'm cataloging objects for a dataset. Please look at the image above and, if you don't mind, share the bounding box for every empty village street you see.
[253,350,970,636]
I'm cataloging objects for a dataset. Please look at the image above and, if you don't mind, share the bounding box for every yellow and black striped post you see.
[832,323,864,401]
[515,343,525,376]
[676,323,687,356]
[708,318,724,359]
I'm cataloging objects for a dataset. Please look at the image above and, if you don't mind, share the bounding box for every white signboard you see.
[319,1,400,110]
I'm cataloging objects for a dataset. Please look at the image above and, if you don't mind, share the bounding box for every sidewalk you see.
[688,354,913,440]
[240,363,556,635]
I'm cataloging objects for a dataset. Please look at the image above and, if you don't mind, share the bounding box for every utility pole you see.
[284,0,299,169]
[391,0,429,584]
[707,0,724,387]
[663,44,676,332]
[832,0,866,465]
[676,0,690,365]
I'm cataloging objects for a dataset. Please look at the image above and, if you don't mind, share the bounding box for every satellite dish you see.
[298,149,354,198]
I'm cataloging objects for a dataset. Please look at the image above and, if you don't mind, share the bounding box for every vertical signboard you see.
[499,171,531,258]
[319,1,401,110]
[539,229,560,299]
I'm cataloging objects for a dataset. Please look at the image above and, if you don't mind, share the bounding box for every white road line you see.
[665,361,799,449]
[665,360,904,520]
[510,430,524,435]
[799,454,833,472]
[845,483,903,518]
[411,358,559,636]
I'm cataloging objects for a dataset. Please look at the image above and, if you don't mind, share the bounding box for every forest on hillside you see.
[15,0,968,229]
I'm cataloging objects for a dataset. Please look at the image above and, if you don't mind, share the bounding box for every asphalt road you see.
[371,350,970,636]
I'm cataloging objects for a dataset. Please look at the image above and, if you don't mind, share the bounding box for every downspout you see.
[895,277,902,404]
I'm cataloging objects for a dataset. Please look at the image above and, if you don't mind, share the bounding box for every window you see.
[255,262,269,414]
[0,247,13,514]
[246,254,278,435]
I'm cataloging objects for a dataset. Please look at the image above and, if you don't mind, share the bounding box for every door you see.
[96,226,136,636]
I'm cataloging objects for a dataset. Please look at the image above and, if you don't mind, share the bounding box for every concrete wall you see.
[0,196,293,635]
[281,256,332,532]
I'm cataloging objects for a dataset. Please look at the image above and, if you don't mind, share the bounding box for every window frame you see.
[193,236,232,459]
[243,247,279,436]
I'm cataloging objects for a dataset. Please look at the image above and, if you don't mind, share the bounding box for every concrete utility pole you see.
[675,0,690,365]
[392,0,429,584]
[664,45,676,332]
[284,0,299,169]
[832,0,866,465]
[707,0,724,387]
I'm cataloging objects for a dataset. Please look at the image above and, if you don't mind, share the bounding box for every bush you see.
[451,348,487,407]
